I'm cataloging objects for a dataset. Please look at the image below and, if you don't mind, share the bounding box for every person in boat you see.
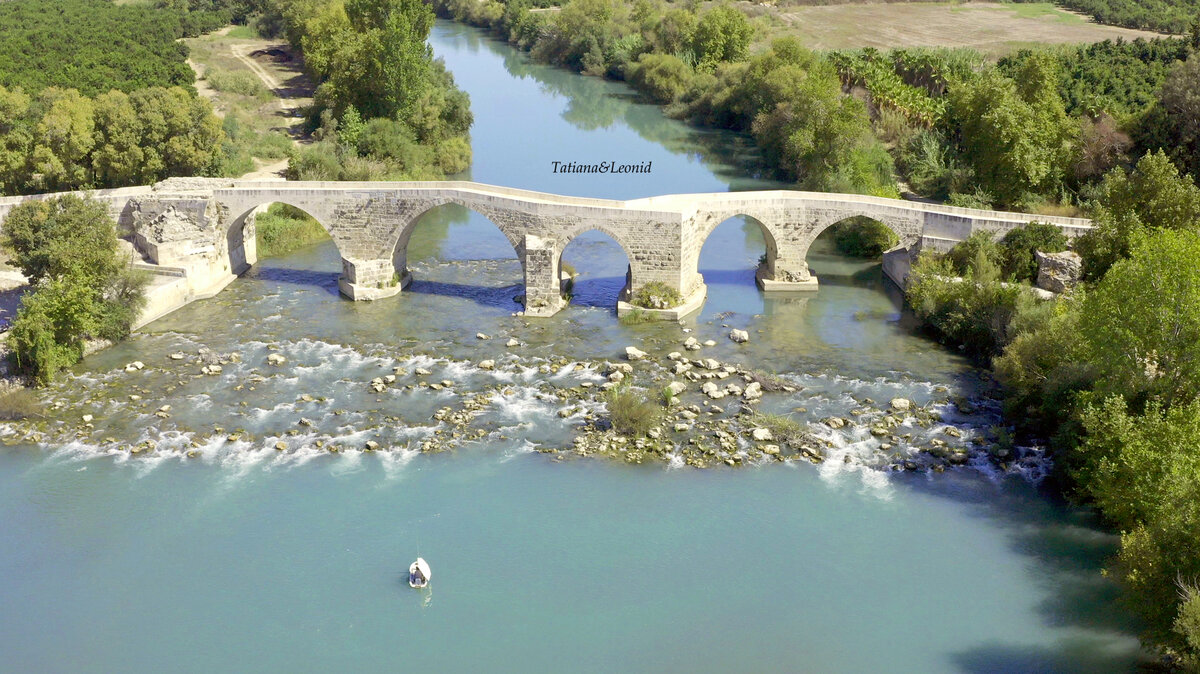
[412,564,426,585]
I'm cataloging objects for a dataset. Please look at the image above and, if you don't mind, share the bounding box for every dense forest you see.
[0,0,214,96]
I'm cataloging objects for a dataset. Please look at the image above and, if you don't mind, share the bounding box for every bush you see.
[946,231,1003,277]
[0,387,41,420]
[830,217,899,258]
[750,412,810,447]
[630,281,682,309]
[627,53,694,104]
[605,386,663,436]
[906,248,1033,360]
[1,195,147,383]
[204,69,269,98]
[999,221,1069,282]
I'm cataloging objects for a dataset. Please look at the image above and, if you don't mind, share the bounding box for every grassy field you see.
[752,1,1167,56]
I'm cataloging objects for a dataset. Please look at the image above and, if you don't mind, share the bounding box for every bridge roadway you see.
[0,178,1092,322]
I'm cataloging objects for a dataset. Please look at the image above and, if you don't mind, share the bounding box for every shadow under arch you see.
[558,226,637,310]
[225,200,342,294]
[389,200,526,310]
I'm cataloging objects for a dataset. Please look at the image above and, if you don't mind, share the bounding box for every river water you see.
[0,22,1145,672]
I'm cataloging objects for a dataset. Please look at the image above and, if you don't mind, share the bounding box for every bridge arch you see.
[558,226,639,309]
[223,198,341,276]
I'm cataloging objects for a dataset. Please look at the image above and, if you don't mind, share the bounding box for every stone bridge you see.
[0,178,1092,321]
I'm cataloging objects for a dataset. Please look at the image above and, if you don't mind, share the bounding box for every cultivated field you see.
[751,1,1167,56]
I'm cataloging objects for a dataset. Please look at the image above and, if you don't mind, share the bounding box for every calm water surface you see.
[0,22,1144,672]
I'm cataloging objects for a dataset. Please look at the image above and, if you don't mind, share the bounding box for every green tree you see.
[0,85,33,193]
[949,56,1076,205]
[1075,396,1200,655]
[2,195,147,383]
[30,88,96,191]
[999,221,1069,282]
[689,4,752,72]
[91,90,145,187]
[1078,228,1200,407]
[1076,151,1200,280]
[1161,55,1200,176]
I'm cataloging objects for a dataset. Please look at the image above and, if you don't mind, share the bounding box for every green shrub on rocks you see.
[999,221,1068,282]
[605,386,663,437]
[750,412,809,448]
[630,281,682,309]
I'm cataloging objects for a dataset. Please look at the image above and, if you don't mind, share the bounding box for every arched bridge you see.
[0,178,1092,320]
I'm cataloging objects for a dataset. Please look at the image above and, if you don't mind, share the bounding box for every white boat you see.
[409,557,431,588]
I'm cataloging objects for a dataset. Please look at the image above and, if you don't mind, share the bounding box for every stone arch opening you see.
[806,214,906,290]
[225,200,339,288]
[696,214,779,293]
[558,227,636,309]
[390,201,525,310]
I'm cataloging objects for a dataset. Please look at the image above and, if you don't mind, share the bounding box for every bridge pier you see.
[521,234,565,317]
[338,257,408,301]
[756,254,819,291]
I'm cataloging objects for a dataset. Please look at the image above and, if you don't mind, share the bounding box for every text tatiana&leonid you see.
[551,161,652,174]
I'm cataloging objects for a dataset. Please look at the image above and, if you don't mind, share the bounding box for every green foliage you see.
[998,38,1191,119]
[1076,151,1200,280]
[1075,396,1200,653]
[630,281,682,309]
[274,0,472,180]
[253,203,330,257]
[906,248,1041,360]
[948,54,1077,207]
[897,130,973,200]
[0,83,224,195]
[1015,0,1200,34]
[604,385,663,436]
[993,294,1090,437]
[1,195,147,383]
[999,221,1069,281]
[830,48,947,128]
[689,4,752,72]
[946,231,1003,277]
[618,307,657,325]
[829,217,898,258]
[0,0,199,97]
[204,69,270,98]
[1078,228,1200,408]
[1159,54,1200,178]
[627,53,694,104]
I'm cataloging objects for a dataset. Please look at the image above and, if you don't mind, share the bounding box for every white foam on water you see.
[377,446,421,480]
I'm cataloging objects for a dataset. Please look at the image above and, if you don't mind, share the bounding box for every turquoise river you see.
[0,22,1148,672]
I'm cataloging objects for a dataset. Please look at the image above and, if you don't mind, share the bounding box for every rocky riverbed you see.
[0,323,1050,482]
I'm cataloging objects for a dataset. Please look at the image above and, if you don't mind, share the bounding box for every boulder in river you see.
[890,398,912,412]
[625,346,649,361]
[729,329,750,343]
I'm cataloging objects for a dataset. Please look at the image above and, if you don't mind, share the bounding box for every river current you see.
[0,22,1146,672]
